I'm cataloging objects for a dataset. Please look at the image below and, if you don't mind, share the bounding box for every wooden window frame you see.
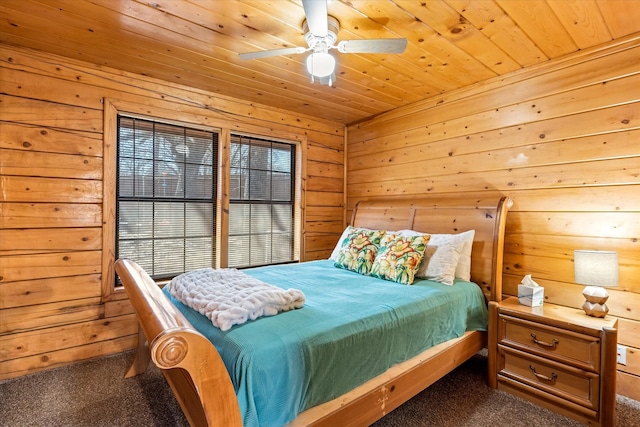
[102,99,305,301]
[228,133,298,268]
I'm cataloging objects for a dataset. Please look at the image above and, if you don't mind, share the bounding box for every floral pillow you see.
[370,234,431,285]
[334,227,386,275]
[329,226,373,260]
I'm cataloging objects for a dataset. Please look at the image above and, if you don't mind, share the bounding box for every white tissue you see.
[521,274,539,287]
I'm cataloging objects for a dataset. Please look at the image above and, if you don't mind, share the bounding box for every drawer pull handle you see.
[530,333,559,348]
[529,365,557,382]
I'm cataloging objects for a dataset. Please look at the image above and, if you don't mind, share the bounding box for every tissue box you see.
[518,283,544,307]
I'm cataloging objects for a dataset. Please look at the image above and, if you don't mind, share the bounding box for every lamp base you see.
[582,286,610,318]
[582,301,609,318]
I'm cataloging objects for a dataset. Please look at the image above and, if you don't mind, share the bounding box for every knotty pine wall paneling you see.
[0,45,345,379]
[346,35,640,399]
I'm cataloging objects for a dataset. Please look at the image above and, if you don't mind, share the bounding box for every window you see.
[228,135,296,268]
[115,116,298,281]
[116,117,218,280]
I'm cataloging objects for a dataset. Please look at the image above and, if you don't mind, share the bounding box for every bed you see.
[115,195,512,427]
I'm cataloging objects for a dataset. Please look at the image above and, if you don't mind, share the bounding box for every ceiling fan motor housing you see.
[303,15,340,53]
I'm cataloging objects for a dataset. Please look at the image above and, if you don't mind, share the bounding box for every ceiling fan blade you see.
[302,0,328,36]
[337,38,408,54]
[239,46,306,60]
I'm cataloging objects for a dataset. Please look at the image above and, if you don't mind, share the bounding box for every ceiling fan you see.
[239,0,408,86]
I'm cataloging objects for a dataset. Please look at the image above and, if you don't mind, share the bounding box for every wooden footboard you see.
[117,195,512,426]
[115,258,242,427]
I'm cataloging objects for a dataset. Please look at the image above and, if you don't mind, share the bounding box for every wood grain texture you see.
[0,0,639,402]
[347,36,640,398]
[0,44,344,379]
[2,0,639,124]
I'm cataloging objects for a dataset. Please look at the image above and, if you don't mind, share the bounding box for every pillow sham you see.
[330,226,372,261]
[334,228,386,275]
[431,230,475,281]
[419,240,464,285]
[370,234,430,285]
[399,229,475,283]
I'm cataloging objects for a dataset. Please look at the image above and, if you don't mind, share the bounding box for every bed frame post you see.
[487,300,499,389]
[490,196,512,303]
[125,326,151,378]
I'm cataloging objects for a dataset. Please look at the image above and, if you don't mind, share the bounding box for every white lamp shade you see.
[574,250,618,287]
[306,52,335,77]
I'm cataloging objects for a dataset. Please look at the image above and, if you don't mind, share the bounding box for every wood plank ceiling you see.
[1,0,639,125]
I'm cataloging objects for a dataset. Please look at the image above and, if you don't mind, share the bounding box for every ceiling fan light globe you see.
[306,52,335,77]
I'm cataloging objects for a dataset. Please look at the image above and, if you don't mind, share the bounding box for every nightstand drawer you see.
[498,314,600,371]
[497,345,599,410]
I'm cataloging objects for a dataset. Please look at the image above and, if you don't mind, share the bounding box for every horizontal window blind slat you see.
[116,116,218,280]
[229,134,295,268]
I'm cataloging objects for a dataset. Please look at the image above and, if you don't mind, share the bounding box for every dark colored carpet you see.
[1,350,638,426]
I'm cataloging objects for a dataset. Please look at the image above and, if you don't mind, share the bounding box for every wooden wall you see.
[0,44,345,379]
[346,34,640,400]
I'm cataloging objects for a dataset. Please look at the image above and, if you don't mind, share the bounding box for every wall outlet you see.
[617,344,627,365]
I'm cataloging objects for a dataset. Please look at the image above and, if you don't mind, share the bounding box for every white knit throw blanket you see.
[167,268,305,331]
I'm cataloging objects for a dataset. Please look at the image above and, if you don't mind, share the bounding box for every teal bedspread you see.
[163,260,488,427]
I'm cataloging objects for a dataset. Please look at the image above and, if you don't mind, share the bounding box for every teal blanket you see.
[163,260,488,427]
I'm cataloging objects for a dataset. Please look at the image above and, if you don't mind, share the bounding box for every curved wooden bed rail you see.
[115,258,242,427]
[117,195,512,427]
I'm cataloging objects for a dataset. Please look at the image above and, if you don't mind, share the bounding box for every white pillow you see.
[399,229,475,282]
[451,230,475,281]
[419,241,463,285]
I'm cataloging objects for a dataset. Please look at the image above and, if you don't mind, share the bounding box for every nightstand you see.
[488,297,618,426]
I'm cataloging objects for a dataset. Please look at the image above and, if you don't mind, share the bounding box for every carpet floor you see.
[1,350,638,426]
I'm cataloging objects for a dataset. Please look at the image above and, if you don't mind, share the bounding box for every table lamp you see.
[574,250,618,318]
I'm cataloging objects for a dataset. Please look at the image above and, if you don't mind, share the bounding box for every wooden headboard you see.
[351,196,513,302]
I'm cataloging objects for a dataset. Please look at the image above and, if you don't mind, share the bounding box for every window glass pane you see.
[155,131,181,163]
[154,203,185,238]
[118,201,153,238]
[271,143,292,173]
[230,141,249,168]
[250,143,270,170]
[154,239,185,277]
[185,203,213,237]
[118,165,134,197]
[251,204,272,234]
[154,160,182,198]
[250,234,271,266]
[118,239,153,271]
[229,135,295,268]
[249,170,271,200]
[229,204,250,235]
[116,116,217,281]
[272,205,292,233]
[229,167,246,200]
[131,129,154,160]
[228,235,250,266]
[272,172,291,201]
[185,163,213,199]
[188,130,214,166]
[134,159,154,198]
[272,233,293,263]
[186,237,213,270]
